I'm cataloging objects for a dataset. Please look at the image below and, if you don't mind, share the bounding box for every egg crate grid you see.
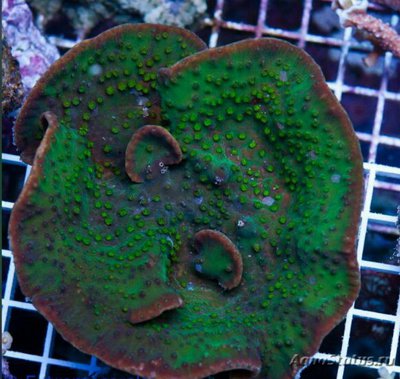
[2,0,400,378]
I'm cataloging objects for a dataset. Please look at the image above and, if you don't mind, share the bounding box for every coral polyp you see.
[10,24,362,379]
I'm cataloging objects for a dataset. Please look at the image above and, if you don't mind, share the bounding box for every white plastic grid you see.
[2,0,400,378]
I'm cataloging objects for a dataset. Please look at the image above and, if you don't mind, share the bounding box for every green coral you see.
[15,23,207,166]
[193,229,243,290]
[10,24,363,379]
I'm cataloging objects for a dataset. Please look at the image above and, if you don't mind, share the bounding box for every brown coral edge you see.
[15,23,207,165]
[9,112,60,296]
[160,38,364,379]
[194,229,243,290]
[33,290,263,379]
[125,124,183,183]
[128,293,183,324]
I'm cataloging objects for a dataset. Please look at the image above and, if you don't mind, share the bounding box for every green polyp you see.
[191,150,238,186]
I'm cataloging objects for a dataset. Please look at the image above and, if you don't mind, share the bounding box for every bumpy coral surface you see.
[14,24,206,164]
[10,24,363,379]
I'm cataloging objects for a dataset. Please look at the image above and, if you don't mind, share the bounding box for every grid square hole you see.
[300,361,338,379]
[305,43,340,82]
[2,162,26,202]
[348,317,393,361]
[341,94,377,134]
[309,0,343,39]
[47,364,89,378]
[12,273,29,302]
[381,99,400,139]
[2,209,11,250]
[343,365,383,379]
[7,307,48,355]
[363,222,399,265]
[344,51,384,90]
[216,28,255,46]
[4,358,40,379]
[371,186,399,216]
[51,330,92,364]
[355,269,400,315]
[359,140,371,162]
[376,144,400,167]
[266,0,304,31]
[2,256,10,298]
[319,319,346,355]
[223,0,261,25]
[387,58,400,93]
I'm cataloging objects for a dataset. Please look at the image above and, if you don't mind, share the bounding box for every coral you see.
[14,24,207,164]
[1,359,14,379]
[2,332,14,379]
[343,12,400,57]
[10,24,363,379]
[2,332,13,355]
[2,0,60,92]
[377,366,396,379]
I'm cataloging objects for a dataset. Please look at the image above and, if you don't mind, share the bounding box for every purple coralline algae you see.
[2,0,60,93]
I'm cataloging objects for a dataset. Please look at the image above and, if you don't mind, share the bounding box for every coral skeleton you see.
[2,332,14,379]
[2,332,13,355]
[377,366,396,379]
[333,0,400,65]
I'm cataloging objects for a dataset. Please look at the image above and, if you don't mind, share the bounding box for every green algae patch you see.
[11,27,362,379]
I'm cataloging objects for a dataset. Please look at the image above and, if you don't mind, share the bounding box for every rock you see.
[26,0,207,38]
[2,0,60,93]
[1,37,24,115]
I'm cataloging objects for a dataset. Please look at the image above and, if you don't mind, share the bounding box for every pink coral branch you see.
[343,11,400,58]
